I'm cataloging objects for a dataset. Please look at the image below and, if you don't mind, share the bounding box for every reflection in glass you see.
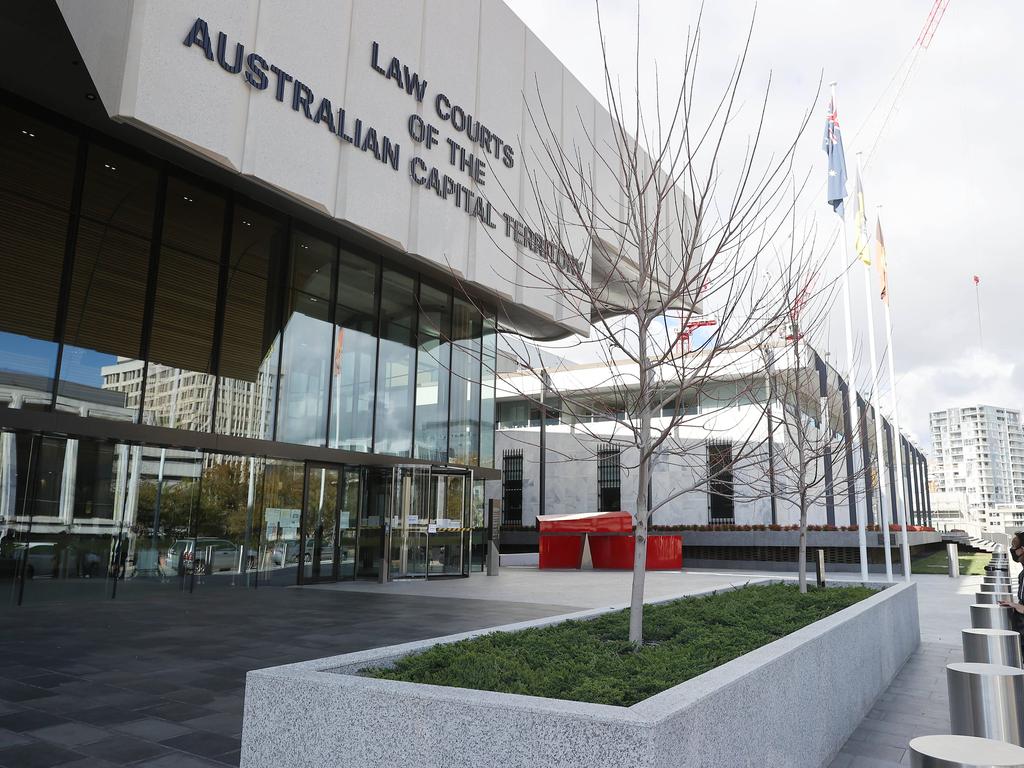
[374,270,416,457]
[449,299,482,465]
[302,465,338,582]
[276,233,334,446]
[57,151,155,419]
[259,459,304,585]
[330,252,377,452]
[144,178,225,432]
[414,284,451,462]
[216,206,287,441]
[338,468,361,579]
[0,108,79,403]
[479,316,497,469]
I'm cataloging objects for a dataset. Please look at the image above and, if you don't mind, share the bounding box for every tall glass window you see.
[374,270,416,457]
[448,299,482,465]
[479,316,497,469]
[276,231,334,446]
[215,205,287,441]
[57,145,158,422]
[414,284,451,462]
[144,177,225,432]
[0,106,79,403]
[330,251,378,452]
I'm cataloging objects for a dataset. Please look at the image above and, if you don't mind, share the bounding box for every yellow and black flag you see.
[875,217,889,304]
[853,169,870,266]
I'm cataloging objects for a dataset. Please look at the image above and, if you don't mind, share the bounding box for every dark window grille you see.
[597,445,621,512]
[502,449,523,524]
[708,440,735,523]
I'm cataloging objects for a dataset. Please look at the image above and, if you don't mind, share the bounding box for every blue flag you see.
[823,98,848,216]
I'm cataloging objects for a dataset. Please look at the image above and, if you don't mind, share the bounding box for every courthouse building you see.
[0,1,679,601]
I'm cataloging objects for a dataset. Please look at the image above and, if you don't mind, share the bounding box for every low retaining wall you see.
[241,581,919,768]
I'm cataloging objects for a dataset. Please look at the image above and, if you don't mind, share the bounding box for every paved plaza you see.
[0,568,992,767]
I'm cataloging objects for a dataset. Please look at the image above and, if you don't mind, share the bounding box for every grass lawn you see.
[911,548,991,576]
[366,583,875,707]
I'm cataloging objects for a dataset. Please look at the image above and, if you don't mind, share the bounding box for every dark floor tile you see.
[180,712,241,737]
[0,681,56,703]
[136,753,224,768]
[74,735,169,765]
[71,705,144,727]
[112,717,191,742]
[160,731,240,759]
[0,710,70,733]
[0,740,83,768]
[0,729,30,749]
[136,701,217,723]
[18,674,78,690]
[28,721,110,747]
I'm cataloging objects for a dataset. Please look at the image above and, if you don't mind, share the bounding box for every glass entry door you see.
[302,464,340,583]
[428,471,472,577]
[388,466,430,579]
[388,466,472,579]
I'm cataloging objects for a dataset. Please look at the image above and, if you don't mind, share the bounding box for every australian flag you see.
[823,98,848,216]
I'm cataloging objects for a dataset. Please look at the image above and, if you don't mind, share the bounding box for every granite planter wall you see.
[240,581,919,768]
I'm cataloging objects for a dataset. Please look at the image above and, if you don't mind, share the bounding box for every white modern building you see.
[929,405,1024,512]
[487,340,933,532]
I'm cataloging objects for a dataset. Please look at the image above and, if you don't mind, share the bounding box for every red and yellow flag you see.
[875,217,889,304]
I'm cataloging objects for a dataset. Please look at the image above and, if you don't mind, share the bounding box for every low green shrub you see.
[366,583,875,706]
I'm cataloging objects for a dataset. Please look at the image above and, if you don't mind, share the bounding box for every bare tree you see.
[485,5,826,647]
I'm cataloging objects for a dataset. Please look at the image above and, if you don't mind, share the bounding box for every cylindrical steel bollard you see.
[947,662,1024,745]
[984,583,1013,593]
[909,734,1024,767]
[972,604,1014,630]
[985,579,1014,587]
[963,629,1024,668]
[948,542,961,577]
[977,592,1014,605]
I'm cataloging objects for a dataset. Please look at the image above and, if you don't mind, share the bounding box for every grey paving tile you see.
[181,712,243,736]
[841,738,906,762]
[0,710,70,733]
[27,722,110,746]
[136,753,225,768]
[74,735,170,765]
[0,741,83,768]
[0,729,30,750]
[112,717,192,742]
[160,731,240,759]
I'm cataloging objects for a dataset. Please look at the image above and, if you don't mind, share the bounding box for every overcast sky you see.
[504,0,1024,450]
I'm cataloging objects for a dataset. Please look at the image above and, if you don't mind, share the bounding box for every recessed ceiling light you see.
[20,130,35,138]
[300,243,309,249]
[85,93,96,101]
[183,195,193,203]
[103,163,116,171]
[242,220,252,227]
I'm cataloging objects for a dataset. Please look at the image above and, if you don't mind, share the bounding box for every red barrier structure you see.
[537,511,683,570]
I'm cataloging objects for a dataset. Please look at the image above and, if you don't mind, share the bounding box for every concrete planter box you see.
[241,581,918,768]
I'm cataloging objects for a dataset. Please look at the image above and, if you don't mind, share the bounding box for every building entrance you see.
[388,466,472,580]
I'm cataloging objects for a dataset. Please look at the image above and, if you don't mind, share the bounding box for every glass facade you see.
[0,98,497,602]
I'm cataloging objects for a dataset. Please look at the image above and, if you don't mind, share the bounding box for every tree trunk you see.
[798,493,808,593]
[629,327,652,648]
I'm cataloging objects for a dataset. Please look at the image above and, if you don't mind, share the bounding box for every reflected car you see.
[9,543,103,578]
[166,538,238,575]
[270,539,322,566]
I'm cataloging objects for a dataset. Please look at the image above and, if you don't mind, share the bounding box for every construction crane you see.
[917,0,951,49]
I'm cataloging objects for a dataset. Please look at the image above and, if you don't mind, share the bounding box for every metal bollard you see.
[815,548,826,588]
[962,629,1024,668]
[948,542,961,577]
[977,592,1015,605]
[909,734,1024,767]
[984,583,1013,593]
[947,662,1024,745]
[971,604,1014,630]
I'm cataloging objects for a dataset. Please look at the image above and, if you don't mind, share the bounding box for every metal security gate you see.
[597,445,621,512]
[502,450,523,524]
[707,440,735,524]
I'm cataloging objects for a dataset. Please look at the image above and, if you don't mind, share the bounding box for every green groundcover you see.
[366,583,876,707]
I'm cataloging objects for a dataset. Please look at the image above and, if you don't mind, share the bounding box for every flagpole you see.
[879,209,913,582]
[832,83,870,584]
[857,154,893,583]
